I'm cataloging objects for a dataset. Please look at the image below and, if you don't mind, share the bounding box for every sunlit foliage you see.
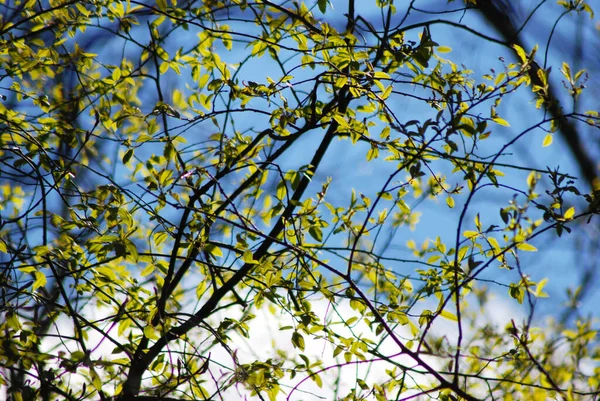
[1,1,599,400]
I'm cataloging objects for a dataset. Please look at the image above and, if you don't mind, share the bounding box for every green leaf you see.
[292,331,305,350]
[90,369,103,391]
[312,373,323,388]
[317,0,327,13]
[6,311,22,330]
[122,148,134,164]
[308,226,323,242]
[509,284,525,304]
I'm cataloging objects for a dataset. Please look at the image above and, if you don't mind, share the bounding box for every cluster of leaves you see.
[0,0,599,400]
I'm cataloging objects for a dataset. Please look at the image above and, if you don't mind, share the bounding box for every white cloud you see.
[1,290,526,401]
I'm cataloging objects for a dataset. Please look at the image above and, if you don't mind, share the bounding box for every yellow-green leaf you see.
[33,271,47,290]
[156,0,168,11]
[492,117,510,127]
[542,133,553,147]
[312,372,323,388]
[206,243,224,258]
[380,85,393,100]
[96,266,117,281]
[513,44,527,63]
[463,230,479,239]
[90,369,102,391]
[564,206,575,219]
[534,278,549,298]
[140,264,154,277]
[373,71,390,79]
[292,331,305,350]
[440,310,458,321]
[242,250,257,264]
[144,325,159,340]
[516,242,537,252]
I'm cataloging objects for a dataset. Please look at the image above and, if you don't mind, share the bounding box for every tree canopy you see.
[1,1,599,400]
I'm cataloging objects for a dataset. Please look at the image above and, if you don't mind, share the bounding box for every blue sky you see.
[107,0,598,318]
[2,2,599,399]
[7,0,594,328]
